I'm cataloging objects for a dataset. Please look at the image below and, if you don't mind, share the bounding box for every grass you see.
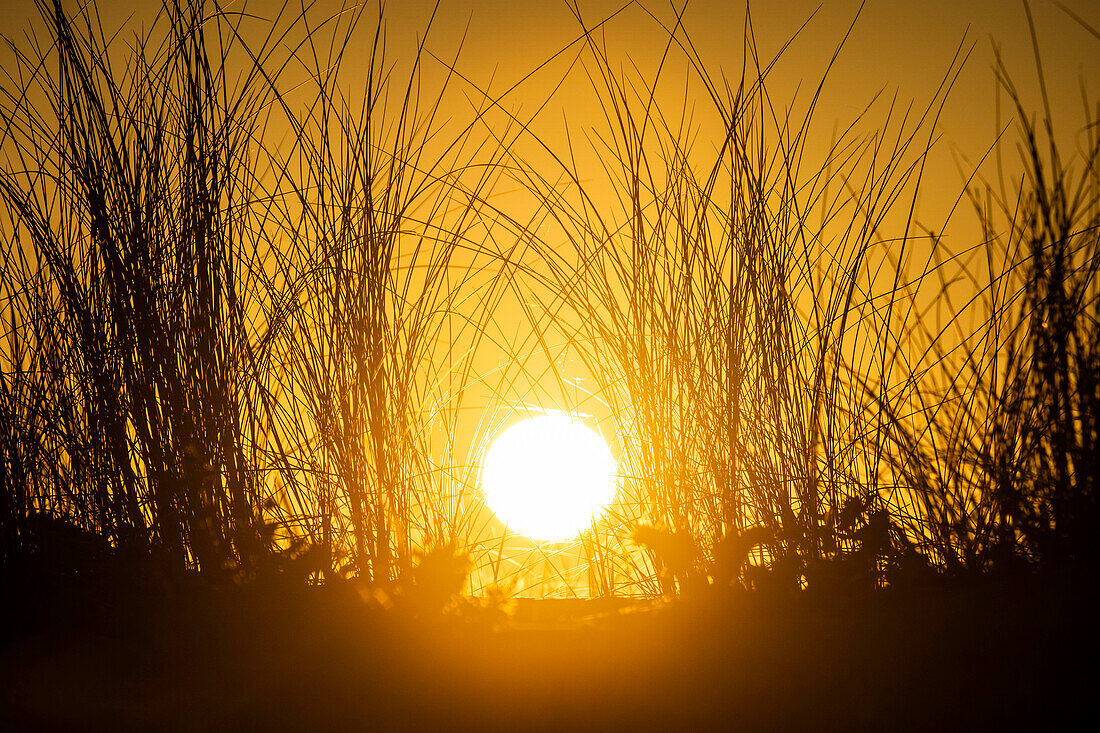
[503,4,977,595]
[1,1,1098,728]
[0,0,1097,603]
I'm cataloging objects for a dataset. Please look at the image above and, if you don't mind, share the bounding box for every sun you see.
[481,413,618,542]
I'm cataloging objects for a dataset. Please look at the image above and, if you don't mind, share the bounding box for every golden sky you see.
[3,0,1097,228]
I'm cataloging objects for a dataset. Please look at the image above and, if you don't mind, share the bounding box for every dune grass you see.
[0,0,1096,599]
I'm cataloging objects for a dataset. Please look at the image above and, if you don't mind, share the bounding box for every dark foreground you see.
[1,572,1096,731]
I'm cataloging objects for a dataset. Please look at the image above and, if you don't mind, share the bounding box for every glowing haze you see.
[481,414,618,542]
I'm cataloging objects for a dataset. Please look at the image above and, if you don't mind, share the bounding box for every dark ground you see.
[1,570,1096,731]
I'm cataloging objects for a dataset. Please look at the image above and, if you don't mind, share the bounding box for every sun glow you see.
[481,414,618,542]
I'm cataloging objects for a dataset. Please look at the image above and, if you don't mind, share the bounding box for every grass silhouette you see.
[1,0,1097,591]
[0,0,1097,726]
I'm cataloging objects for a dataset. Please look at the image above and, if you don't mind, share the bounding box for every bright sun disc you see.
[481,414,617,542]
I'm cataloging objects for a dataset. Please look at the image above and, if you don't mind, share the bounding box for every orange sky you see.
[3,0,1097,229]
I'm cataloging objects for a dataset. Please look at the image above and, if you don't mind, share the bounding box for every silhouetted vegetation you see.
[2,0,1097,590]
[0,0,1097,726]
